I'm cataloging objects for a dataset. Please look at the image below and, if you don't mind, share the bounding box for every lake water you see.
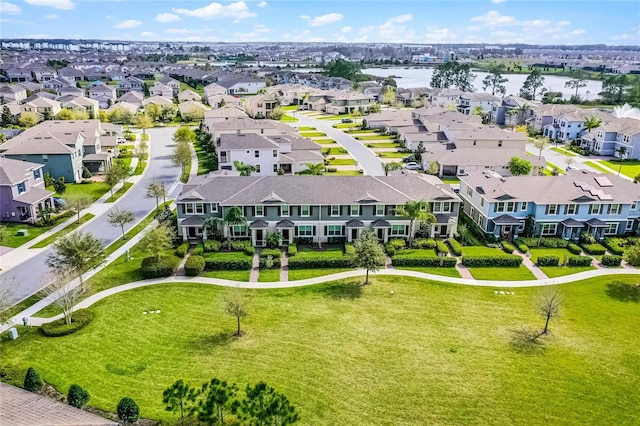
[362,67,603,100]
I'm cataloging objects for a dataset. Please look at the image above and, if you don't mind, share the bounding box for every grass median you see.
[30,213,95,249]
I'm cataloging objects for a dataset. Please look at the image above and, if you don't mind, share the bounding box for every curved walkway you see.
[27,267,640,326]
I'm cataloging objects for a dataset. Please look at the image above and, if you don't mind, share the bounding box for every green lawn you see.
[551,147,577,157]
[528,248,576,265]
[104,182,133,203]
[288,268,354,281]
[600,160,640,179]
[332,123,361,129]
[327,158,357,166]
[393,266,461,278]
[281,105,299,111]
[4,275,640,424]
[584,161,613,174]
[468,266,536,281]
[298,126,316,131]
[345,129,377,134]
[0,220,67,248]
[280,115,299,123]
[317,113,355,120]
[365,142,401,148]
[356,135,396,141]
[540,266,596,278]
[49,182,111,202]
[132,160,147,176]
[299,131,326,138]
[440,177,460,184]
[258,269,281,282]
[30,213,95,249]
[312,138,336,144]
[323,170,361,176]
[378,152,408,158]
[200,270,251,281]
[462,246,512,257]
[322,147,348,155]
[394,249,438,258]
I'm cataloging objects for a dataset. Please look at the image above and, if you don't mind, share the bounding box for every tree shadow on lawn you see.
[191,332,234,351]
[605,281,640,303]
[509,328,546,355]
[319,281,363,300]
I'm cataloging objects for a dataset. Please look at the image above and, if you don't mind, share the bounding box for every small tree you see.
[104,162,125,198]
[53,178,66,195]
[145,182,166,211]
[535,288,565,336]
[225,289,249,337]
[19,111,39,128]
[173,126,196,144]
[134,140,149,161]
[134,113,153,138]
[353,229,386,285]
[24,367,44,393]
[198,379,239,426]
[233,160,256,176]
[508,157,533,176]
[171,141,192,175]
[382,86,396,105]
[162,379,199,426]
[394,200,436,247]
[139,223,175,261]
[146,103,162,122]
[532,137,550,156]
[117,397,140,426]
[265,232,283,248]
[108,208,136,239]
[67,384,90,408]
[241,382,299,425]
[426,161,439,175]
[44,268,83,325]
[383,162,403,176]
[64,193,92,224]
[624,244,640,266]
[300,162,324,175]
[47,232,106,290]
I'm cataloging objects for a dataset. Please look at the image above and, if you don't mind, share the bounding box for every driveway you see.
[293,114,385,176]
[2,127,182,304]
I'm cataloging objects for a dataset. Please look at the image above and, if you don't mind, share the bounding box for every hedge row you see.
[259,257,282,269]
[204,240,222,252]
[204,256,252,270]
[568,256,592,267]
[461,255,523,267]
[175,241,189,257]
[513,239,529,253]
[184,255,205,276]
[344,243,355,256]
[389,239,406,250]
[435,240,449,255]
[567,243,582,255]
[391,257,457,267]
[259,248,282,258]
[601,255,622,267]
[40,309,94,337]
[413,238,436,249]
[602,238,625,256]
[501,242,515,254]
[385,244,396,257]
[581,243,606,256]
[141,256,180,278]
[287,244,297,256]
[447,239,463,256]
[288,256,354,269]
[537,255,560,267]
[515,237,569,248]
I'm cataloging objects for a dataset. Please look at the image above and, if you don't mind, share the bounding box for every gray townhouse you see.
[581,117,640,159]
[458,170,640,241]
[176,175,460,246]
[0,158,54,224]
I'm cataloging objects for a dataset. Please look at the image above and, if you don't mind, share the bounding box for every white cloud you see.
[470,10,516,27]
[424,26,456,43]
[491,0,506,3]
[257,1,267,7]
[377,14,414,42]
[570,29,585,35]
[114,19,142,29]
[22,33,54,38]
[24,0,75,10]
[154,13,180,23]
[253,24,271,33]
[341,26,352,33]
[44,13,57,19]
[301,12,343,27]
[173,1,256,22]
[140,31,158,38]
[105,14,116,20]
[0,1,21,14]
[387,14,412,24]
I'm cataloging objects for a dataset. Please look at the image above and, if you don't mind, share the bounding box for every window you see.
[273,149,278,158]
[281,205,289,217]
[546,204,559,215]
[42,154,48,163]
[255,205,264,217]
[350,204,360,216]
[609,204,621,215]
[632,202,638,210]
[390,224,407,236]
[296,225,313,236]
[590,204,603,215]
[375,205,385,216]
[626,220,634,231]
[496,202,516,213]
[195,203,204,214]
[210,203,218,213]
[566,204,578,215]
[327,225,343,236]
[273,164,278,173]
[433,202,451,213]
[520,202,527,211]
[480,198,485,207]
[33,169,41,179]
[17,182,26,194]
[330,205,340,216]
[254,150,260,158]
[540,223,557,236]
[255,165,261,173]
[231,225,247,237]
[300,205,310,217]
[604,223,618,235]
[498,140,503,147]
[467,187,473,197]
[185,204,194,214]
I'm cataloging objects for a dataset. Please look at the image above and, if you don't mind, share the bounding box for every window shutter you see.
[342,226,346,235]
[324,226,327,235]
[312,226,316,236]
[294,226,298,236]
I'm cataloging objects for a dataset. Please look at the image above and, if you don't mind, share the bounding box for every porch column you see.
[182,226,188,240]
[251,230,257,246]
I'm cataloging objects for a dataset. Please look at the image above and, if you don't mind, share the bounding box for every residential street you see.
[1,127,182,304]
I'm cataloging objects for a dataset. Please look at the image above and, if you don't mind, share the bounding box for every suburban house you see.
[31,68,58,82]
[203,106,247,127]
[149,82,173,98]
[178,101,208,120]
[324,91,375,115]
[459,170,640,240]
[108,101,139,116]
[21,97,61,118]
[427,88,464,107]
[207,94,242,109]
[143,96,174,108]
[58,95,99,118]
[543,109,613,142]
[116,76,145,96]
[243,93,279,118]
[0,158,54,224]
[489,96,540,126]
[218,76,266,95]
[206,116,292,142]
[57,85,84,98]
[581,117,640,159]
[203,82,227,105]
[175,174,461,245]
[457,92,500,116]
[0,85,27,103]
[178,89,202,103]
[396,87,430,107]
[118,91,144,107]
[87,82,117,109]
[158,76,181,96]
[42,77,71,91]
[363,110,414,130]
[527,104,584,133]
[5,69,34,83]
[216,133,323,176]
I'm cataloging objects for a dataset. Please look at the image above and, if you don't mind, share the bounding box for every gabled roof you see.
[0,158,43,185]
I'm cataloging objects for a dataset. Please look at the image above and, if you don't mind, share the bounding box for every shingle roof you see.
[218,133,279,150]
[0,158,43,185]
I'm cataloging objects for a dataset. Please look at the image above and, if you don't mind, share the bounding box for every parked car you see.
[117,137,126,144]
[341,118,353,123]
[404,162,421,170]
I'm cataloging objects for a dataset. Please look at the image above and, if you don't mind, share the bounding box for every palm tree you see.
[615,146,627,176]
[583,116,602,133]
[224,206,246,247]
[471,105,484,116]
[517,103,530,126]
[394,200,436,247]
[233,161,256,176]
[507,109,519,130]
[301,162,324,175]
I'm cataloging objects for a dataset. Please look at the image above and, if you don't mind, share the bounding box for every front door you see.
[376,228,384,240]
[256,229,264,247]
[188,227,197,239]
[351,229,358,241]
[281,229,290,245]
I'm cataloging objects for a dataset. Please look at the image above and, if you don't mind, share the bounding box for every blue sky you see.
[0,0,638,45]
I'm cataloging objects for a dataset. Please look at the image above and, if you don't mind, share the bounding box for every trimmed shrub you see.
[567,243,582,255]
[435,240,449,255]
[203,240,222,252]
[385,244,396,257]
[260,248,282,258]
[389,238,406,250]
[117,397,140,425]
[67,384,90,408]
[140,255,180,278]
[259,256,282,269]
[175,241,189,257]
[244,246,256,256]
[537,255,560,267]
[581,243,606,256]
[224,239,252,252]
[602,238,625,256]
[601,255,622,267]
[512,239,529,253]
[24,367,43,392]
[184,255,205,276]
[288,256,354,269]
[461,255,523,267]
[413,238,436,249]
[344,243,355,256]
[568,256,593,267]
[391,257,457,267]
[192,245,204,256]
[501,242,515,254]
[287,244,297,257]
[40,309,94,337]
[540,238,569,248]
[447,238,463,256]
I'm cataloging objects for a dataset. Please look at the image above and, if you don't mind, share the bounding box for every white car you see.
[404,162,421,170]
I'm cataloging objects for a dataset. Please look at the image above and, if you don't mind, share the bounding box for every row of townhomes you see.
[176,175,460,246]
[459,170,640,241]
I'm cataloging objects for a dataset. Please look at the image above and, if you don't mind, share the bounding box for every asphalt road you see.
[4,127,182,304]
[294,114,385,176]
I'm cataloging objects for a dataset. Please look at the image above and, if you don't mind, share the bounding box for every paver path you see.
[249,252,260,282]
[515,252,549,280]
[175,245,195,276]
[280,250,289,281]
[455,260,474,279]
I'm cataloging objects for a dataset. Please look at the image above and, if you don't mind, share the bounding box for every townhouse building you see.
[205,116,292,142]
[581,118,640,159]
[458,170,640,241]
[543,109,613,142]
[457,92,500,116]
[0,158,54,224]
[489,96,540,126]
[176,175,460,246]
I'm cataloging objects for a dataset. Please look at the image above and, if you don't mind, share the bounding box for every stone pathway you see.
[515,251,549,280]
[385,256,393,269]
[280,250,289,282]
[249,252,260,282]
[455,260,474,279]
[175,245,195,276]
